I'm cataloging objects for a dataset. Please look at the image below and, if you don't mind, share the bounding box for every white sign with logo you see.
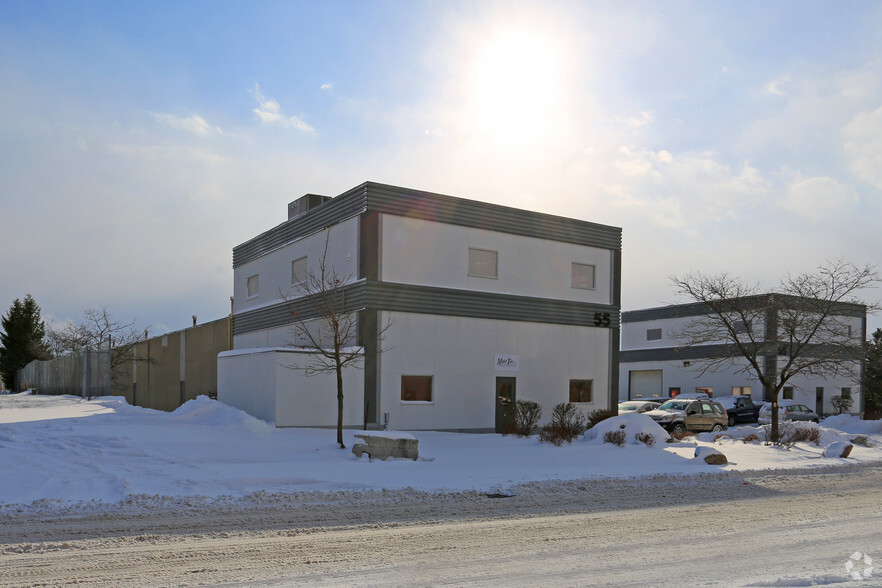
[494,354,520,371]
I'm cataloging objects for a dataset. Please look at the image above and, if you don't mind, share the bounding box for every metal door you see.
[495,377,516,434]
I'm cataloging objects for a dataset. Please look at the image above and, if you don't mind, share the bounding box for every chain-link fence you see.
[18,349,112,398]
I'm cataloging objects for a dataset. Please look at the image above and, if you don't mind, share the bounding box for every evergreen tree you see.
[0,294,50,390]
[865,328,882,418]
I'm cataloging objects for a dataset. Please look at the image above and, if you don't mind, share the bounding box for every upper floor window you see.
[292,256,308,284]
[468,248,498,279]
[246,274,259,299]
[571,263,596,290]
[646,328,662,341]
[734,319,752,335]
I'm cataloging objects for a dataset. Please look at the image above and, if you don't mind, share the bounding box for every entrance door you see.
[495,377,516,434]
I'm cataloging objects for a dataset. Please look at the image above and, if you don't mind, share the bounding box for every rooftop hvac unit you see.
[288,193,331,220]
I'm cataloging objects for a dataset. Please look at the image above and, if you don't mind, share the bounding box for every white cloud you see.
[615,111,653,128]
[780,176,859,223]
[765,77,789,96]
[150,113,223,135]
[842,105,882,190]
[320,83,332,91]
[250,84,315,133]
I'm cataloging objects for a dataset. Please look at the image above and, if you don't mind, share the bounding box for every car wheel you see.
[728,415,736,427]
[671,423,685,435]
[712,423,724,432]
[813,418,820,424]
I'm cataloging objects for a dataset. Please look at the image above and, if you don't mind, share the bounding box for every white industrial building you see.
[219,182,622,432]
[619,298,866,416]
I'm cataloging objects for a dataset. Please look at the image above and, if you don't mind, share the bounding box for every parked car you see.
[618,400,661,414]
[717,396,761,426]
[645,399,729,433]
[758,401,820,425]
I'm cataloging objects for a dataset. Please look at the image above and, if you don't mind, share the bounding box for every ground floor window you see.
[783,386,794,400]
[842,387,852,399]
[732,386,751,396]
[569,379,593,403]
[401,375,433,402]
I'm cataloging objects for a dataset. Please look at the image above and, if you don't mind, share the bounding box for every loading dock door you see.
[629,370,663,399]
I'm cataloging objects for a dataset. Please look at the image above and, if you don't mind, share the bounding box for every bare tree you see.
[283,230,392,449]
[670,260,878,442]
[47,307,149,392]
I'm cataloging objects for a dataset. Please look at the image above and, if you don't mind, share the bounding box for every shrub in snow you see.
[512,399,542,437]
[586,409,617,429]
[831,394,854,415]
[851,435,874,447]
[741,433,761,444]
[822,441,854,458]
[766,422,821,447]
[538,403,586,446]
[669,429,696,442]
[634,431,656,447]
[603,428,627,446]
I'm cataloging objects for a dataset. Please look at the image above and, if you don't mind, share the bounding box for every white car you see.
[757,401,820,425]
[618,400,660,414]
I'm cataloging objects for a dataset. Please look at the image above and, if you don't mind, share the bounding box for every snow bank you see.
[583,414,671,446]
[822,414,882,435]
[1,394,882,511]
[167,395,274,434]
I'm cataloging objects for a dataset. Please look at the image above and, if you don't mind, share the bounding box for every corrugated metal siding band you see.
[233,281,621,335]
[232,182,621,268]
[233,284,368,335]
[232,186,369,268]
[620,343,863,363]
[623,296,866,323]
[366,282,620,328]
[620,344,738,363]
[364,182,622,251]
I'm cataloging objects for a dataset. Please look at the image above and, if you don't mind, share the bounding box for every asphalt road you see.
[2,465,881,587]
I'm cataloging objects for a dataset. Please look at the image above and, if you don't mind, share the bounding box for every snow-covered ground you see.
[1,392,880,511]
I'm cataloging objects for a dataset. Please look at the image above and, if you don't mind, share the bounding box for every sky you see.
[2,0,881,336]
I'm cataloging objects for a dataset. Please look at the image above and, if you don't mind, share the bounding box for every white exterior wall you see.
[620,312,864,415]
[618,357,763,403]
[233,217,360,316]
[378,311,612,431]
[218,348,364,427]
[380,214,614,304]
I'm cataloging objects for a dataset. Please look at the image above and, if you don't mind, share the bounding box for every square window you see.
[468,248,498,278]
[571,263,596,290]
[246,274,259,298]
[734,320,751,334]
[292,256,308,284]
[842,387,852,399]
[569,379,593,403]
[401,375,433,402]
[646,328,662,341]
[783,386,794,400]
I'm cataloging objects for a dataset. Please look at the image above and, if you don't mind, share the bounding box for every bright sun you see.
[471,26,564,150]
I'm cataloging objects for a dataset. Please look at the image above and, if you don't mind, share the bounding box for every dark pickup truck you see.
[719,396,761,426]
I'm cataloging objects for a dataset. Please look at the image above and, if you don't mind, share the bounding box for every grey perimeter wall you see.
[113,317,231,412]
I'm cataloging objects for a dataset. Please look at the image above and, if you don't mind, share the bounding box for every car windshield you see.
[618,403,640,412]
[658,401,690,411]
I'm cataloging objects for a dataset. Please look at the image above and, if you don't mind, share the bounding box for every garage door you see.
[629,370,663,399]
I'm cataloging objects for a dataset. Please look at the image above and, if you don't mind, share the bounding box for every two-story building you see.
[619,296,866,416]
[218,182,622,432]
